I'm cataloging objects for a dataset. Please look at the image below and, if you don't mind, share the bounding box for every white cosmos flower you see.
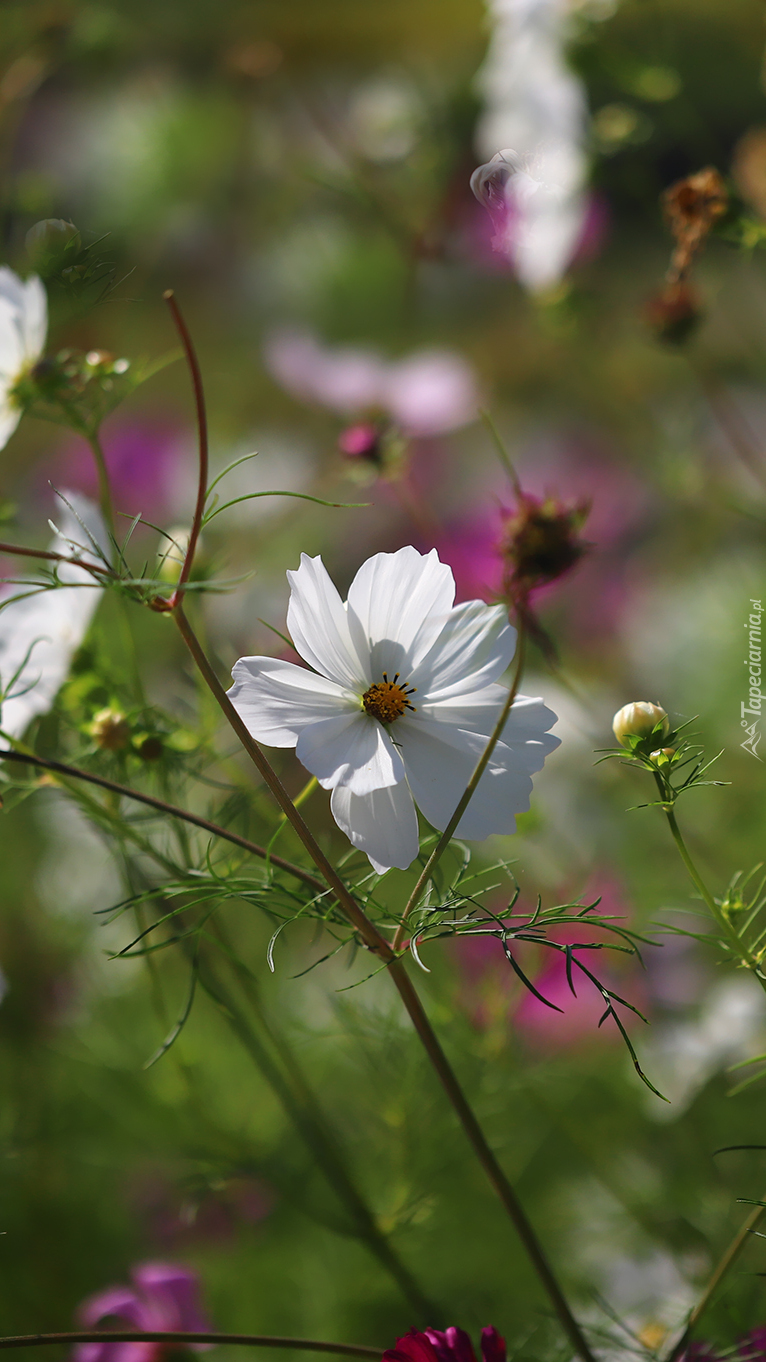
[228,547,560,874]
[0,268,47,450]
[0,493,106,740]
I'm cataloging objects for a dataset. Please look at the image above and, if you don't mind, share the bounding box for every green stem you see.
[657,783,766,1356]
[666,1201,766,1362]
[192,945,439,1321]
[392,623,526,952]
[86,430,118,547]
[659,783,766,986]
[0,1333,380,1357]
[0,746,324,893]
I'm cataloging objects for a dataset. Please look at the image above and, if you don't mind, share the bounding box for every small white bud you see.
[612,701,670,747]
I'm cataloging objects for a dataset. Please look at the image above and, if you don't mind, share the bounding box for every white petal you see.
[0,397,21,452]
[19,275,47,362]
[0,495,105,740]
[227,657,353,747]
[331,779,420,873]
[0,298,24,383]
[400,705,559,841]
[296,711,405,794]
[411,599,516,699]
[345,547,455,679]
[420,686,558,744]
[286,554,367,688]
[0,268,27,315]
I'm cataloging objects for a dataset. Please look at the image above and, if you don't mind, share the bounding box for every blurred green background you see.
[2,0,766,1358]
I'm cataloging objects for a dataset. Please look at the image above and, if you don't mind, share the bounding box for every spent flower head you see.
[500,490,590,604]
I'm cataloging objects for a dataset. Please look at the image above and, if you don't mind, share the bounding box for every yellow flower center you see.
[361,673,416,724]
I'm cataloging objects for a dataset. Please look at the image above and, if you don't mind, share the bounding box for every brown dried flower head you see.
[662,166,728,283]
[500,492,590,604]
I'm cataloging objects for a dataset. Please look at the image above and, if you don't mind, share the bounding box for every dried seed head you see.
[499,492,590,605]
[662,167,728,283]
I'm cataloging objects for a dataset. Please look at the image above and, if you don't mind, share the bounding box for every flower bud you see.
[338,422,382,463]
[89,707,131,751]
[25,219,81,275]
[649,746,677,766]
[612,701,670,748]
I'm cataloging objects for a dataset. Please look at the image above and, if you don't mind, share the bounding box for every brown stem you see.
[163,290,209,594]
[172,604,391,956]
[0,747,323,893]
[0,1334,381,1357]
[0,540,113,579]
[172,606,595,1362]
[392,622,526,952]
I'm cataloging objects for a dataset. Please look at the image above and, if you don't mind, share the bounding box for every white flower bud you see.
[612,701,669,748]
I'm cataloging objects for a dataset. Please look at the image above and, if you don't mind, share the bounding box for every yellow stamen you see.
[361,672,416,724]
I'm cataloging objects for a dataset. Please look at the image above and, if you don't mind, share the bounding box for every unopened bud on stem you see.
[612,701,670,748]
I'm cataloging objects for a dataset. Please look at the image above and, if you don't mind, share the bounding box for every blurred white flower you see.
[0,493,106,739]
[472,0,588,291]
[644,977,766,1115]
[0,267,47,449]
[264,331,479,437]
[228,546,559,873]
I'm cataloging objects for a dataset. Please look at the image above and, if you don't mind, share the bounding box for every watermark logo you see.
[741,597,763,760]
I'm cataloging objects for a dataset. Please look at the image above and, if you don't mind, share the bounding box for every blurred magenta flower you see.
[383,1326,506,1362]
[433,441,649,643]
[74,1262,211,1362]
[264,330,479,437]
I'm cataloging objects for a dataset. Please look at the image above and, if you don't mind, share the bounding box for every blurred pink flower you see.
[264,330,479,437]
[74,1262,211,1362]
[453,875,644,1047]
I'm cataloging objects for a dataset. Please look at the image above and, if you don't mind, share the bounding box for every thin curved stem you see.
[163,290,208,595]
[0,747,324,893]
[163,305,594,1362]
[393,623,526,952]
[173,607,594,1362]
[0,1334,380,1357]
[194,946,439,1322]
[172,604,390,955]
[0,539,113,579]
[666,1201,766,1362]
[86,431,118,547]
[657,780,766,987]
